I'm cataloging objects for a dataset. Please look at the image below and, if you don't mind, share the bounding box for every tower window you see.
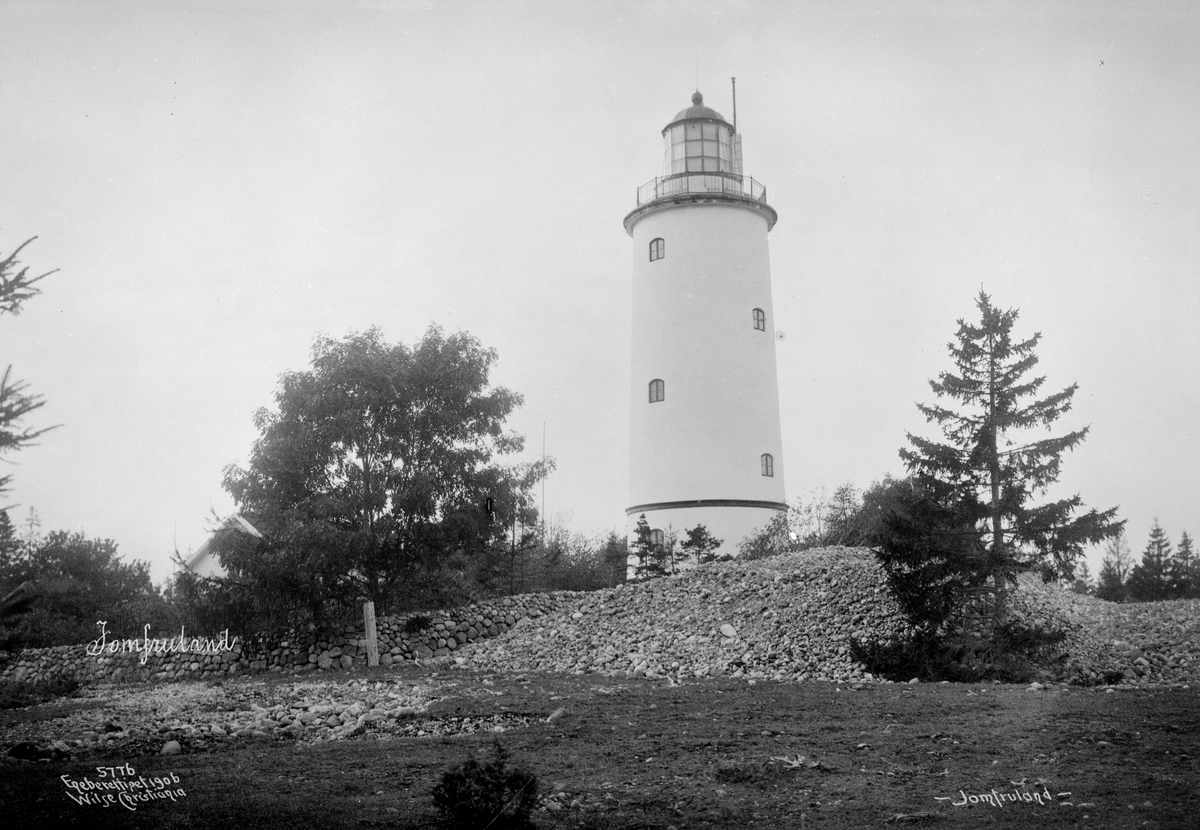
[649,238,665,262]
[650,529,665,550]
[648,378,665,403]
[753,308,766,331]
[761,453,774,477]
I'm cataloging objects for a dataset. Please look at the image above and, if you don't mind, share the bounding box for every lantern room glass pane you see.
[664,117,737,178]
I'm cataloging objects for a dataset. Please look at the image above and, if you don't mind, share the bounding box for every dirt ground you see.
[2,665,1197,829]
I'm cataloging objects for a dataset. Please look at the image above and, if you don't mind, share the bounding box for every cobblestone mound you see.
[454,547,1200,687]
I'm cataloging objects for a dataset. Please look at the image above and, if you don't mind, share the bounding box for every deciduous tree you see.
[217,325,547,622]
[1,530,171,649]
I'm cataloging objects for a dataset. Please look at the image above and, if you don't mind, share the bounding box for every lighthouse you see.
[625,89,786,562]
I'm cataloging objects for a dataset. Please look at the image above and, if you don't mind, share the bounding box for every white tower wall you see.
[625,95,787,560]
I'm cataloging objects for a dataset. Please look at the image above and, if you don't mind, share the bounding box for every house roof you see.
[182,513,262,572]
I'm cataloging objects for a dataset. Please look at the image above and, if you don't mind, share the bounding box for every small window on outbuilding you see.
[648,378,665,403]
[649,238,665,262]
[761,453,774,477]
[753,308,766,331]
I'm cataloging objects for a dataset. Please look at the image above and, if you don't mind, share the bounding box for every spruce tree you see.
[0,238,58,493]
[1069,559,1092,595]
[1182,532,1199,599]
[1166,530,1195,599]
[899,290,1122,624]
[1094,532,1132,602]
[1127,520,1173,601]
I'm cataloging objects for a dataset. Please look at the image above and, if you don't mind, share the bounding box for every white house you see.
[180,513,262,579]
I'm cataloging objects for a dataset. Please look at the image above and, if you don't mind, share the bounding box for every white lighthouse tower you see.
[625,89,786,561]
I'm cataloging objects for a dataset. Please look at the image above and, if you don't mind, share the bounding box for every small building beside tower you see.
[625,88,787,566]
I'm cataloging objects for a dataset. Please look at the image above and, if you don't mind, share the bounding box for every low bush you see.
[431,738,539,830]
[851,617,1070,684]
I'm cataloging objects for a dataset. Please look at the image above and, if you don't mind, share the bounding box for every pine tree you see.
[1094,532,1132,602]
[629,514,667,580]
[680,524,727,565]
[899,291,1123,626]
[1167,531,1195,599]
[1127,520,1173,601]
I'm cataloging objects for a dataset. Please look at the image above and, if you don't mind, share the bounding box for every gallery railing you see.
[634,173,769,207]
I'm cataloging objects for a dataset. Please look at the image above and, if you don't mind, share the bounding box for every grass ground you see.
[2,665,1196,829]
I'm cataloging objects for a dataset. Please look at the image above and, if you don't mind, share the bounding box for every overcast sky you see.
[1,0,1196,584]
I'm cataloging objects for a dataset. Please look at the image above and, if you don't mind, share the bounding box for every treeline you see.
[1089,522,1197,602]
[0,505,628,651]
[0,509,178,650]
[170,514,629,642]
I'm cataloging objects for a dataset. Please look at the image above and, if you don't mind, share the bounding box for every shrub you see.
[739,513,794,561]
[431,738,539,830]
[851,617,1069,684]
[0,675,80,710]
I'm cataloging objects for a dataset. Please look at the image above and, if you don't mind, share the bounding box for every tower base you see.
[625,500,786,578]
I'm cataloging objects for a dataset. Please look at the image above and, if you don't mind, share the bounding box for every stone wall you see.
[0,590,581,686]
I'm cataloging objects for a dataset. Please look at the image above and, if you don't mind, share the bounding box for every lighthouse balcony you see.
[635,172,768,207]
[625,172,777,233]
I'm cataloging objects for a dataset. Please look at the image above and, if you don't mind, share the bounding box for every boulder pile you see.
[454,547,1200,687]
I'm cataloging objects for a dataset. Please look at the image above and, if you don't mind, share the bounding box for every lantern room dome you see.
[667,91,730,130]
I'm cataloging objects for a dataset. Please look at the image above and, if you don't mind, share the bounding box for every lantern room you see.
[661,91,740,176]
[626,90,772,234]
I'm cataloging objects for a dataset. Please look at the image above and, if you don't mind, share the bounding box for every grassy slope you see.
[2,664,1197,829]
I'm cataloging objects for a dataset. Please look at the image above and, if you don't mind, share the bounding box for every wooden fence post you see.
[363,600,380,667]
